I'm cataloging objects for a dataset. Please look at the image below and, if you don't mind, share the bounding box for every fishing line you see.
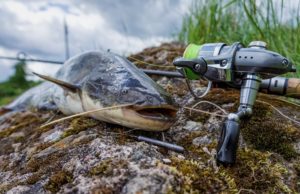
[269,96,300,108]
[40,104,133,128]
[127,56,174,68]
[190,100,228,116]
[259,93,300,108]
[185,99,300,125]
[43,110,61,124]
[183,106,228,118]
[256,100,300,125]
[283,93,300,99]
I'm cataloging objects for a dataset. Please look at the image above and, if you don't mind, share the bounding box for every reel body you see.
[173,41,296,165]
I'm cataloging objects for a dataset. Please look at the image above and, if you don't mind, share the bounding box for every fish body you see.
[3,51,177,131]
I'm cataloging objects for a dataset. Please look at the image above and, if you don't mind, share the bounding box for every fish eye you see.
[147,96,153,102]
[121,89,128,95]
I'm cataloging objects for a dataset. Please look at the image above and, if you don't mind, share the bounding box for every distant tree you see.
[0,60,40,105]
[8,60,29,88]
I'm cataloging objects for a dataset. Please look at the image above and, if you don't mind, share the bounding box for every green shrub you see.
[0,61,40,106]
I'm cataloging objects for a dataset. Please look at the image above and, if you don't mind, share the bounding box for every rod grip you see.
[216,119,240,165]
[260,77,300,99]
[286,78,300,98]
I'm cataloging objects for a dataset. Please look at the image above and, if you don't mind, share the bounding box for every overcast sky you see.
[0,0,192,82]
[1,0,299,82]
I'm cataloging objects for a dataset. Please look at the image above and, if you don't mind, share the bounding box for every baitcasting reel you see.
[173,41,296,165]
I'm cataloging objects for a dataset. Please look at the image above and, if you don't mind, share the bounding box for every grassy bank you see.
[179,0,300,77]
[0,61,39,106]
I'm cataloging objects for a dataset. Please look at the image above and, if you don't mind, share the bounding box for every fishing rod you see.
[0,54,63,64]
[1,53,300,99]
[2,49,300,99]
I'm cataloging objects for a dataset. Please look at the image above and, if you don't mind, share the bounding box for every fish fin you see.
[33,72,81,93]
[0,107,12,116]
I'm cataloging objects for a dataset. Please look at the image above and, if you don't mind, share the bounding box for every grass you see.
[179,0,300,77]
[0,61,40,106]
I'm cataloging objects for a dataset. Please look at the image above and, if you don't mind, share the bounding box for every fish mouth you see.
[131,104,177,122]
[120,104,178,131]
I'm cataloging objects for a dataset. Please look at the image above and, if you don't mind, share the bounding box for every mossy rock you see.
[241,101,300,160]
[26,172,43,185]
[172,148,295,193]
[44,171,73,193]
[89,158,128,177]
[62,117,100,138]
[177,130,217,160]
[224,148,293,193]
[0,112,41,138]
[171,157,238,193]
[195,88,300,160]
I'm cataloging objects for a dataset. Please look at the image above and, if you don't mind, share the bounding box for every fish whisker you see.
[40,104,134,128]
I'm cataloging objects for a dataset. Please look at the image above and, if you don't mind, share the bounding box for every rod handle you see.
[286,78,300,98]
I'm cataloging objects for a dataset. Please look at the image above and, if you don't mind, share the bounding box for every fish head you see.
[81,51,178,131]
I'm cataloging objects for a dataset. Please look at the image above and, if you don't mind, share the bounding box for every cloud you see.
[73,0,191,38]
[0,0,192,81]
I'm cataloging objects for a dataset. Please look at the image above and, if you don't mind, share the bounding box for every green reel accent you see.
[183,44,202,59]
[182,44,202,80]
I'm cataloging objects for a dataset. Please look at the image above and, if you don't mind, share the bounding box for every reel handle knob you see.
[173,57,207,75]
[216,118,240,165]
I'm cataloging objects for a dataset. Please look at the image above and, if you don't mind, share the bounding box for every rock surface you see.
[0,42,300,193]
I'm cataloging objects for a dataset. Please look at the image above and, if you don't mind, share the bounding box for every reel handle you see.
[173,57,207,75]
[216,119,240,165]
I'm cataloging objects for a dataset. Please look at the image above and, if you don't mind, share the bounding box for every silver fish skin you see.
[3,51,177,131]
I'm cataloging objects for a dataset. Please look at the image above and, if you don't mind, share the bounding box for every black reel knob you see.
[216,119,240,165]
[173,57,207,75]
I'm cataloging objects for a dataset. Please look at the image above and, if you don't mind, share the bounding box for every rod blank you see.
[141,69,184,78]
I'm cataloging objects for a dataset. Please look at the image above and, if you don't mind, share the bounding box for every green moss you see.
[0,184,10,194]
[0,117,39,138]
[294,160,300,192]
[89,159,128,177]
[13,136,25,143]
[113,128,129,145]
[25,151,64,173]
[90,159,113,176]
[35,142,55,152]
[224,148,293,193]
[44,171,73,193]
[201,89,300,160]
[294,161,300,176]
[0,159,9,172]
[0,179,24,193]
[62,117,99,138]
[195,114,211,123]
[241,102,300,160]
[177,130,217,160]
[26,172,42,185]
[203,89,239,109]
[171,157,238,193]
[26,158,41,172]
[171,147,295,193]
[185,88,240,123]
